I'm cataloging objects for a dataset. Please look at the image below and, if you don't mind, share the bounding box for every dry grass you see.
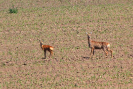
[0,0,133,88]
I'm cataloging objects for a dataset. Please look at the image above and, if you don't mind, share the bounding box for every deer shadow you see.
[82,56,90,60]
[42,57,46,59]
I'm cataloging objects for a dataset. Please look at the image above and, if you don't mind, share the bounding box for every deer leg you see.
[107,48,113,58]
[93,49,95,55]
[44,50,46,59]
[90,48,94,58]
[90,48,92,57]
[103,48,108,57]
[49,50,53,58]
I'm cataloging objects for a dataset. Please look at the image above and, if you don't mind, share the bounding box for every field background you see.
[0,0,133,88]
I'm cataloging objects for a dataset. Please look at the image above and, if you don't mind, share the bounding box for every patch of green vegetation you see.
[9,8,18,13]
[9,5,18,14]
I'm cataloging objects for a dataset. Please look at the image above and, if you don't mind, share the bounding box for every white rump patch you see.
[107,44,110,48]
[50,47,54,50]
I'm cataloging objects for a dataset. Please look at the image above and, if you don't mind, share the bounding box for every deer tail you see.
[50,47,54,50]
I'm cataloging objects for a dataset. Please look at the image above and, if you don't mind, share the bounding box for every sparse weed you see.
[117,58,124,60]
[8,51,12,55]
[1,62,6,67]
[124,51,129,55]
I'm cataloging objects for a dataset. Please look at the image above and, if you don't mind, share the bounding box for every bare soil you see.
[0,0,133,88]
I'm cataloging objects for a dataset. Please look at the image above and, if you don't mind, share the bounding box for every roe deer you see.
[39,40,54,59]
[86,32,113,58]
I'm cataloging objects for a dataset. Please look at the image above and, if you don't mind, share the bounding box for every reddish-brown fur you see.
[39,40,54,59]
[86,32,113,58]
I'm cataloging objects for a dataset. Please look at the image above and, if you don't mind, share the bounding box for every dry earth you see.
[0,0,133,89]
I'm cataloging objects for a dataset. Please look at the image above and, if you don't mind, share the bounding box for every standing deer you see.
[39,40,54,59]
[86,32,113,58]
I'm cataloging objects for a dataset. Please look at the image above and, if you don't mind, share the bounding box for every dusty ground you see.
[0,0,133,89]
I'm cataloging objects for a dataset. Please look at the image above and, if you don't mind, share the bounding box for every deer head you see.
[86,32,92,38]
[38,39,43,47]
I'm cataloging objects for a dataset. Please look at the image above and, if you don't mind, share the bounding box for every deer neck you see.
[88,38,92,47]
[40,42,43,49]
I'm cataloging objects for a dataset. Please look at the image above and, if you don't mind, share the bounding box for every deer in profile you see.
[39,40,54,59]
[86,32,113,58]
